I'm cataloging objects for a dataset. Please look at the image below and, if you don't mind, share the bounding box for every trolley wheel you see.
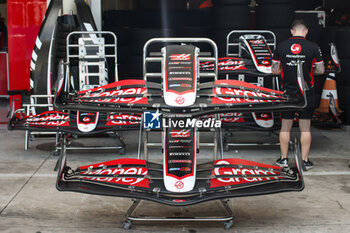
[288,141,295,151]
[224,144,230,152]
[122,220,132,230]
[224,220,234,230]
[52,150,60,156]
[119,148,125,155]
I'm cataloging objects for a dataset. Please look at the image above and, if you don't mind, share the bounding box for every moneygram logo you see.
[291,44,302,55]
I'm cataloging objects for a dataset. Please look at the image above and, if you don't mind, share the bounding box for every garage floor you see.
[0,125,349,232]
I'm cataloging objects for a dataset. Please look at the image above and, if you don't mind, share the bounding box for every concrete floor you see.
[0,126,349,233]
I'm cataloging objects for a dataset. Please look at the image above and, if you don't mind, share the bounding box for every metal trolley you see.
[122,38,234,229]
[224,30,281,150]
[18,31,125,153]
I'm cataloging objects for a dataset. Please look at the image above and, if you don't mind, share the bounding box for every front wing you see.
[57,151,304,206]
[54,79,306,116]
[8,110,141,134]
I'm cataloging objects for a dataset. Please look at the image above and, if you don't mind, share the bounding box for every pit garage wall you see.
[7,0,46,92]
[7,0,46,109]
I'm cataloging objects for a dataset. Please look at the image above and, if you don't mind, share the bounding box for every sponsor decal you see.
[212,80,284,104]
[80,87,148,104]
[173,199,187,203]
[175,180,184,189]
[213,87,280,104]
[169,139,192,143]
[255,50,269,53]
[107,114,141,126]
[201,59,246,71]
[169,160,192,163]
[250,40,264,44]
[27,114,69,127]
[219,60,246,71]
[170,54,191,61]
[169,167,191,172]
[169,168,181,171]
[143,110,162,129]
[262,60,270,65]
[80,166,148,188]
[291,44,302,55]
[169,152,191,156]
[82,117,90,122]
[169,66,192,70]
[169,77,192,81]
[169,72,191,75]
[175,96,185,105]
[218,112,245,123]
[210,159,281,188]
[169,61,192,65]
[169,84,181,87]
[168,83,191,88]
[169,145,191,149]
[79,159,148,188]
[170,129,191,138]
[180,167,191,171]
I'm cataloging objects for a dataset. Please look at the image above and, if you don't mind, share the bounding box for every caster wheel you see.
[289,143,295,151]
[224,220,233,230]
[122,221,132,229]
[52,150,60,156]
[119,148,125,155]
[224,145,230,152]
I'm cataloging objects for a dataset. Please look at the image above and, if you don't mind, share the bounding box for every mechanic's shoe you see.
[275,157,288,167]
[303,160,314,171]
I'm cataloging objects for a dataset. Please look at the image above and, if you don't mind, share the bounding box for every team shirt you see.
[272,36,323,91]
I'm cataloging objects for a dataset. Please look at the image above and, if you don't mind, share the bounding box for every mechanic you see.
[272,19,325,170]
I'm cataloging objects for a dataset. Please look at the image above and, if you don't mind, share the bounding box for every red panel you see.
[26,2,47,27]
[7,2,25,27]
[8,34,28,91]
[7,0,46,92]
[0,53,8,96]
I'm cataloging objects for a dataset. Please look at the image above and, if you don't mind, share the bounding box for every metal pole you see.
[137,116,144,159]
